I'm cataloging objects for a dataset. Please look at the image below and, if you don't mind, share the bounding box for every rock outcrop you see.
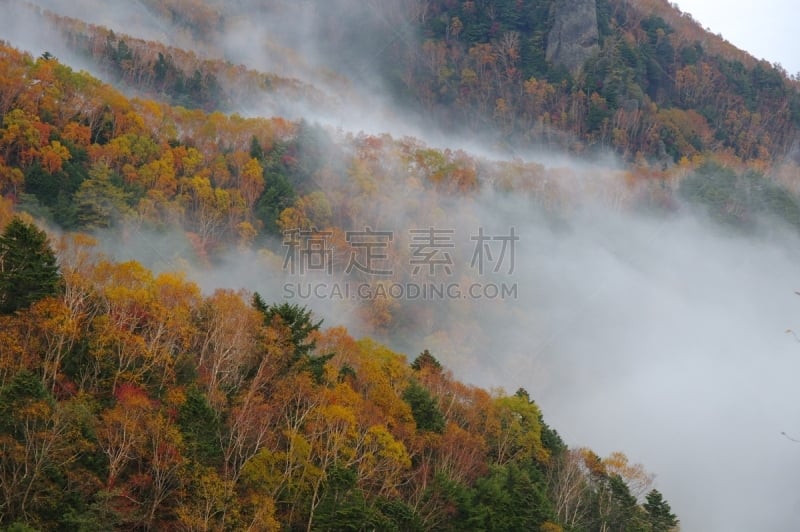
[546,0,599,75]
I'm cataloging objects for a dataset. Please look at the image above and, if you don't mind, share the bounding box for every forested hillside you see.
[16,0,800,164]
[403,0,800,161]
[0,209,679,530]
[3,0,800,529]
[0,38,683,530]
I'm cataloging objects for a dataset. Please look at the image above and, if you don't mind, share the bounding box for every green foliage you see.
[410,349,443,372]
[587,95,611,132]
[0,217,61,314]
[178,386,222,466]
[248,135,264,160]
[419,473,472,529]
[313,465,376,531]
[461,463,554,531]
[105,39,223,111]
[402,380,445,433]
[253,295,332,382]
[680,42,703,65]
[538,416,566,458]
[679,161,738,218]
[3,523,40,532]
[14,194,51,224]
[73,163,131,229]
[638,17,675,101]
[0,371,51,423]
[287,121,337,193]
[596,0,613,38]
[680,162,800,232]
[606,474,648,530]
[254,296,322,358]
[515,388,567,457]
[255,137,300,234]
[305,351,335,384]
[59,489,122,532]
[337,363,357,383]
[373,498,422,531]
[644,489,679,531]
[23,140,89,228]
[255,169,296,235]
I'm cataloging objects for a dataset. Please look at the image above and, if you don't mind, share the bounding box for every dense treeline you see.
[4,38,799,246]
[0,39,563,254]
[2,1,799,525]
[55,21,328,114]
[11,0,800,163]
[1,32,798,369]
[3,38,800,343]
[401,0,800,161]
[0,210,678,531]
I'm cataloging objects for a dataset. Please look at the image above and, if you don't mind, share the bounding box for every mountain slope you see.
[3,0,800,529]
[399,0,800,161]
[13,0,800,164]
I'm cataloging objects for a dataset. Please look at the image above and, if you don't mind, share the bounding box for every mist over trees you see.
[0,210,675,529]
[1,0,800,529]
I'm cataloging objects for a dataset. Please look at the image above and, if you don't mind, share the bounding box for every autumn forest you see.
[1,0,800,530]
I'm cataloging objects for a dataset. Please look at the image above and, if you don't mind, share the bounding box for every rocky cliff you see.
[546,0,599,75]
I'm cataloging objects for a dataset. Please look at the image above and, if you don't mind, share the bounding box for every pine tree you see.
[0,217,61,314]
[253,297,323,360]
[644,489,679,531]
[402,380,445,433]
[252,294,332,382]
[410,348,442,372]
[73,162,131,229]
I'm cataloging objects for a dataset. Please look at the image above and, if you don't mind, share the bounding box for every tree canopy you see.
[0,217,61,313]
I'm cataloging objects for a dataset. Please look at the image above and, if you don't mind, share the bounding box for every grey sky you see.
[675,0,799,74]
